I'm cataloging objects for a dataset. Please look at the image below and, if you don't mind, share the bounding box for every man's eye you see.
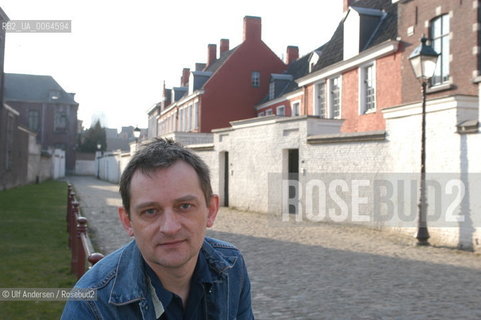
[179,203,193,210]
[142,208,157,215]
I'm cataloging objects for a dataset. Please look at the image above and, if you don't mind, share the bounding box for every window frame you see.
[291,100,300,117]
[314,81,326,118]
[329,76,341,119]
[359,62,376,114]
[276,105,285,116]
[28,109,40,131]
[54,105,68,131]
[429,14,450,86]
[251,71,260,88]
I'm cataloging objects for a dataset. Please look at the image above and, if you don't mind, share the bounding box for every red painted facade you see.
[155,16,286,135]
[340,52,402,132]
[201,35,286,132]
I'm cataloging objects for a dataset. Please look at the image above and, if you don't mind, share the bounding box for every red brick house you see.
[256,0,401,134]
[256,0,480,135]
[150,16,287,136]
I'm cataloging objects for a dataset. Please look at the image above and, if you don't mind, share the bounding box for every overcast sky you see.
[2,0,343,131]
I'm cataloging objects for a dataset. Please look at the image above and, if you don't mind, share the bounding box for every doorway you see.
[287,149,299,214]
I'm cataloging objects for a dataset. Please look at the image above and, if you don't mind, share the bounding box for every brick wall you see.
[399,0,479,104]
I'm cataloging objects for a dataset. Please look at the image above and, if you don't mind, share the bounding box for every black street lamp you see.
[96,143,101,179]
[133,126,141,144]
[408,36,440,246]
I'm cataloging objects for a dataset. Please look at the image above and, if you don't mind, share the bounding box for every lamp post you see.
[133,126,141,143]
[408,36,439,246]
[96,143,101,179]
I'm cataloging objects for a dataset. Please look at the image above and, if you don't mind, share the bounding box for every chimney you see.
[220,39,230,56]
[243,16,261,42]
[207,44,217,67]
[180,68,190,87]
[161,81,166,102]
[344,0,356,12]
[286,46,299,65]
[195,63,206,71]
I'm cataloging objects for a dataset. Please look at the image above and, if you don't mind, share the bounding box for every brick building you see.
[257,0,401,133]
[148,16,287,137]
[4,74,79,173]
[398,0,479,105]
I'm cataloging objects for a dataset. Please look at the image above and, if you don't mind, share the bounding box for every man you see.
[62,138,254,319]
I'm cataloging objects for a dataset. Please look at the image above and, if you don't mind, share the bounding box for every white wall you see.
[75,160,96,176]
[190,99,481,251]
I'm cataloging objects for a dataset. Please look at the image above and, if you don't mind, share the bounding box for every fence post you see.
[66,184,72,232]
[70,201,79,273]
[88,253,105,267]
[75,216,88,279]
[67,183,72,226]
[68,199,78,249]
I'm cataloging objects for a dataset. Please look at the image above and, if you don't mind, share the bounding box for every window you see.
[258,111,265,117]
[251,71,260,88]
[291,101,300,116]
[315,82,326,118]
[430,14,450,86]
[54,105,68,130]
[265,109,273,116]
[330,77,341,119]
[193,102,199,130]
[276,105,285,116]
[269,82,275,99]
[28,110,39,131]
[361,64,376,113]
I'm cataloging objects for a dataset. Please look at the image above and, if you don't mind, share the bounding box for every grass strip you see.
[0,180,76,319]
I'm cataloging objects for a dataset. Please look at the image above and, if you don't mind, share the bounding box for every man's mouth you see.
[159,240,185,247]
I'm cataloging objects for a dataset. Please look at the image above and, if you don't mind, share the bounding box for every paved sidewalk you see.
[68,176,481,320]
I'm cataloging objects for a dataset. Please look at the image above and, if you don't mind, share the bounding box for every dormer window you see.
[269,82,275,100]
[49,90,60,101]
[343,7,384,60]
[309,51,321,73]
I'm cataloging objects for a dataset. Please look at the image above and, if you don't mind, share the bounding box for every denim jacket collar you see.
[107,238,238,317]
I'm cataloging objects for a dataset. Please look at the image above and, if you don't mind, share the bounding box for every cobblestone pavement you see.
[68,176,481,320]
[67,176,131,254]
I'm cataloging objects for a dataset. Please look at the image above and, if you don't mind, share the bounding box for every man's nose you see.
[159,210,181,235]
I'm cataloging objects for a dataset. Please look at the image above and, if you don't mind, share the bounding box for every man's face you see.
[119,160,218,271]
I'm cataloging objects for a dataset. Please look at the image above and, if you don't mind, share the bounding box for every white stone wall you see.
[98,153,122,183]
[162,132,213,146]
[209,116,344,212]
[187,99,481,251]
[75,160,96,176]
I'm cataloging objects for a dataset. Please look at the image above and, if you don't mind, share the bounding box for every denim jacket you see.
[61,238,254,319]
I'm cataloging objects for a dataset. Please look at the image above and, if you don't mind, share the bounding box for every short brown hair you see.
[119,138,213,215]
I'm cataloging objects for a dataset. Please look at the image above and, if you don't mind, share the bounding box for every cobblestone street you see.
[68,176,481,320]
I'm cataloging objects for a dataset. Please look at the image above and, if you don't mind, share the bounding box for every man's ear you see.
[118,207,134,237]
[206,195,219,228]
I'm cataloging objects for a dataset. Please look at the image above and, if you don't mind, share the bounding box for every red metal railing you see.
[67,184,104,279]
